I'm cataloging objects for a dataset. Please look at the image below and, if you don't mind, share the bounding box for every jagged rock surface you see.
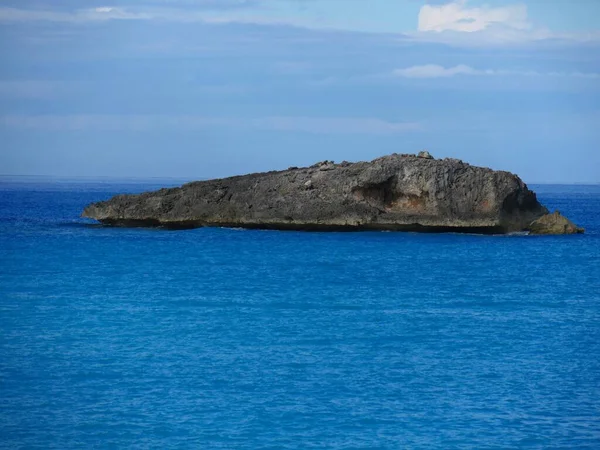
[529,211,584,235]
[82,153,552,234]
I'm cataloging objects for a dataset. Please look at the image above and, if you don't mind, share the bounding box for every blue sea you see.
[1,180,599,449]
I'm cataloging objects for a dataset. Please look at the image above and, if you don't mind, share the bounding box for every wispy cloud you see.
[394,64,483,78]
[0,5,327,30]
[0,7,152,22]
[0,115,421,135]
[393,64,600,79]
[138,0,261,8]
[0,81,71,99]
[251,117,421,134]
[0,0,261,12]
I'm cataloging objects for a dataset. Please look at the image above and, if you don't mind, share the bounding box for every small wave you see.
[507,231,530,237]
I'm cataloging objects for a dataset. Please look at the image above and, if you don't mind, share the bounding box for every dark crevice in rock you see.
[352,176,399,209]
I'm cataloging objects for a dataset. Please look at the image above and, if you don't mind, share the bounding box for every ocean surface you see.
[1,180,599,449]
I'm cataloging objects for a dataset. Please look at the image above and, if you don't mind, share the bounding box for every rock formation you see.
[529,211,584,235]
[82,153,581,235]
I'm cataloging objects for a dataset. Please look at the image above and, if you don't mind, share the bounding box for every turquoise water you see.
[1,182,599,449]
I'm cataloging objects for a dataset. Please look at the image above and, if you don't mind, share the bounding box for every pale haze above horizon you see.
[1,0,599,184]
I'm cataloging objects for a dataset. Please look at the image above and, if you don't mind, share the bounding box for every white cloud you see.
[393,64,600,79]
[0,115,421,135]
[418,0,530,33]
[412,0,600,45]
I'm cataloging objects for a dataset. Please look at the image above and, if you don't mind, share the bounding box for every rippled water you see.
[1,182,599,449]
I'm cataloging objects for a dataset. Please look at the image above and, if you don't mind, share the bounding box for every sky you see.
[1,0,599,183]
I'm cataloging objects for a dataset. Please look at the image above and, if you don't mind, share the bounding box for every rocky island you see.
[82,152,583,235]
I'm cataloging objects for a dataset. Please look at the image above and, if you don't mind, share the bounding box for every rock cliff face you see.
[83,153,556,234]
